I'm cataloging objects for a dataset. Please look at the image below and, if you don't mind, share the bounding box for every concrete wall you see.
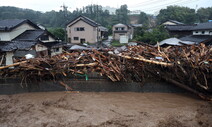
[67,20,97,44]
[0,23,37,41]
[0,78,186,95]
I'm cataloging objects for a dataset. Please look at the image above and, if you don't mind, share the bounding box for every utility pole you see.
[61,4,68,19]
[195,4,198,12]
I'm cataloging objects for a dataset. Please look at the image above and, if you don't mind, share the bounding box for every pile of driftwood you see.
[0,44,211,100]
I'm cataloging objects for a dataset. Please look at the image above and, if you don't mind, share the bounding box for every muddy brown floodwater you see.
[0,92,211,127]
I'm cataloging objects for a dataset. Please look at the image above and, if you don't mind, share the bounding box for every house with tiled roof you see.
[66,15,108,44]
[165,24,197,37]
[0,19,65,65]
[180,22,212,45]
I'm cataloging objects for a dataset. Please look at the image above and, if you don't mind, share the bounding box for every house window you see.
[195,31,198,33]
[80,38,86,43]
[53,48,60,52]
[40,35,49,41]
[119,34,125,36]
[209,31,212,35]
[74,27,85,31]
[115,27,125,31]
[202,31,205,34]
[80,27,85,31]
[74,37,79,40]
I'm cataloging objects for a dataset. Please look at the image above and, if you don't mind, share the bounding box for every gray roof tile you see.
[0,19,40,31]
[192,22,212,30]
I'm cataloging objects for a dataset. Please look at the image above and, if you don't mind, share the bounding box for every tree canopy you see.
[157,6,197,24]
[115,4,130,24]
[197,7,212,23]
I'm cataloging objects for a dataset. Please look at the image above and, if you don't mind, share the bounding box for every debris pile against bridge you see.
[0,44,211,100]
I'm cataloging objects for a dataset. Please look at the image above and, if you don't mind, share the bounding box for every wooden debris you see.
[0,44,211,100]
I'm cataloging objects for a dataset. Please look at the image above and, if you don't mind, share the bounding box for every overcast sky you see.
[0,0,211,14]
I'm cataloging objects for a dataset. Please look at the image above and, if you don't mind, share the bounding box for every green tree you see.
[115,4,130,24]
[197,7,212,23]
[48,28,66,41]
[134,26,170,45]
[138,12,149,25]
[157,6,197,24]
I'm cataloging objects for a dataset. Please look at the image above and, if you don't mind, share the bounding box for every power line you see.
[130,0,200,13]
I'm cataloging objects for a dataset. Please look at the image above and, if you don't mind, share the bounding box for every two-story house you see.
[180,22,212,45]
[112,23,134,41]
[0,19,64,65]
[66,15,108,44]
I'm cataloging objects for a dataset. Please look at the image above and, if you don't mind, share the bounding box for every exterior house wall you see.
[0,23,36,41]
[169,31,192,38]
[41,36,56,43]
[67,20,97,44]
[0,32,10,41]
[113,24,132,40]
[14,50,36,58]
[128,27,134,39]
[6,51,14,65]
[193,30,212,35]
[51,47,63,56]
[35,44,48,52]
[113,33,128,40]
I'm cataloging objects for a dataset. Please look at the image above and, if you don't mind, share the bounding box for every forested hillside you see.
[1,5,212,43]
[0,5,124,28]
[1,5,211,28]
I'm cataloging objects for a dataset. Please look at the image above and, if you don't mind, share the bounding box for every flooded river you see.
[0,92,211,127]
